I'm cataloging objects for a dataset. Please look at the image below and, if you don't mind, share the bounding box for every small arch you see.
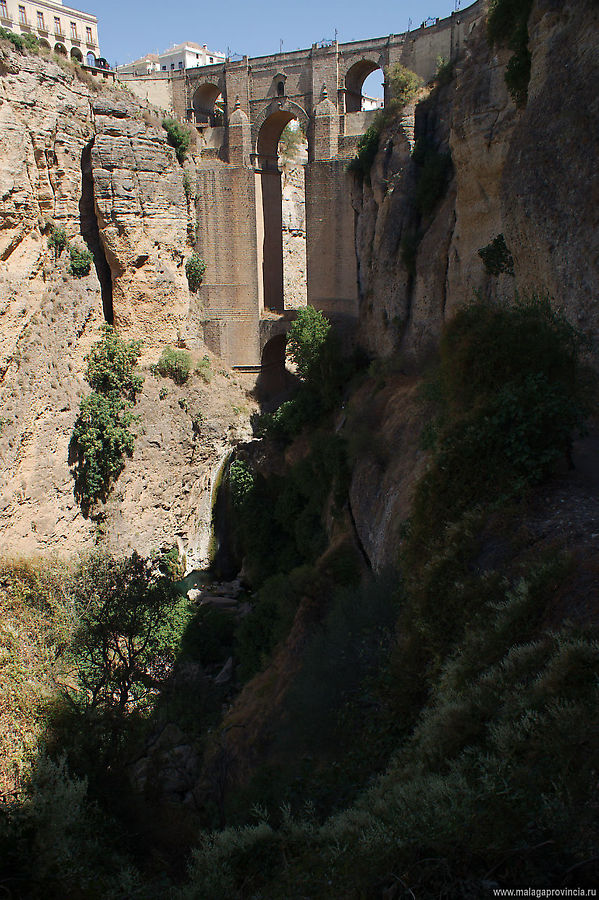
[38,39,51,51]
[277,80,285,97]
[86,51,96,66]
[54,42,67,56]
[257,334,288,401]
[345,58,384,113]
[96,57,109,70]
[192,82,223,126]
[70,46,83,62]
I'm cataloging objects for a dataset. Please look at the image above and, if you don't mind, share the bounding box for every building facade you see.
[0,0,100,64]
[117,42,225,77]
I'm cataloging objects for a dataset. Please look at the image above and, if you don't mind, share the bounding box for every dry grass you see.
[0,558,74,795]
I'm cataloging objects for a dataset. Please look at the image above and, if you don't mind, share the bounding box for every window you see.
[54,16,61,33]
[37,11,44,29]
[162,65,166,71]
[86,26,92,42]
[70,21,77,39]
[170,62,174,70]
[18,5,26,24]
[178,61,183,69]
[209,56,213,63]
[0,1,8,18]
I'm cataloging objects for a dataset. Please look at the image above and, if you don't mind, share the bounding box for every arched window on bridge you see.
[345,59,385,113]
[192,83,224,126]
[256,110,308,315]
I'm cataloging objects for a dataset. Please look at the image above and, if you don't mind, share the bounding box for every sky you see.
[76,0,468,70]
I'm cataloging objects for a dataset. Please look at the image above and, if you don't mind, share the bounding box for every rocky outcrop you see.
[0,46,254,563]
[91,99,192,350]
[352,0,599,364]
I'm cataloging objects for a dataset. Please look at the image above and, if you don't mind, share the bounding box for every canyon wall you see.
[352,0,599,364]
[349,0,599,569]
[0,47,254,564]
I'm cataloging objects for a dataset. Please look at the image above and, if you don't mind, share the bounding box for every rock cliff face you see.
[0,47,254,564]
[352,0,599,364]
[349,0,599,569]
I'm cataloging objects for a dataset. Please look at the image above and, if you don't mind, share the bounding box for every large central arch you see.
[255,101,309,314]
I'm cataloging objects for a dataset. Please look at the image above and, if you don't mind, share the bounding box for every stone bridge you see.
[132,1,484,379]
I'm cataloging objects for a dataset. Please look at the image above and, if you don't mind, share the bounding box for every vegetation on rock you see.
[72,325,143,511]
[479,232,515,276]
[46,223,67,259]
[162,117,191,163]
[156,347,193,384]
[487,0,534,106]
[185,252,206,291]
[0,26,39,52]
[68,246,93,278]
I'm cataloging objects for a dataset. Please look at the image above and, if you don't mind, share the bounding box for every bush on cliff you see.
[162,117,191,163]
[487,0,534,106]
[156,347,192,384]
[68,246,93,278]
[185,252,206,291]
[0,27,39,52]
[72,325,143,511]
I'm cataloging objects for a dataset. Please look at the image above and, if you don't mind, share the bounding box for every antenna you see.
[407,17,412,31]
[280,39,283,53]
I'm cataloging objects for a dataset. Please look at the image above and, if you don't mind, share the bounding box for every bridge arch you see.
[253,99,310,161]
[192,82,224,126]
[256,103,309,315]
[257,333,288,400]
[344,57,385,113]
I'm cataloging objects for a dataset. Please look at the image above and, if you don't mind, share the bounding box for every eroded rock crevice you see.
[80,139,114,324]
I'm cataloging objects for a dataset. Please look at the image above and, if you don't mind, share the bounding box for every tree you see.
[72,326,143,511]
[287,305,331,383]
[68,553,184,717]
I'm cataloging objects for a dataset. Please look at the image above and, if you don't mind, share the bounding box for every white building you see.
[117,41,225,77]
[0,0,101,64]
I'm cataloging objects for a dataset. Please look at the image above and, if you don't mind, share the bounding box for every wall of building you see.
[1,0,100,60]
[121,73,173,112]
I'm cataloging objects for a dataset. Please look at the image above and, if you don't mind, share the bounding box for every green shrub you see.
[72,392,137,507]
[478,233,515,276]
[0,27,39,52]
[406,295,592,565]
[47,224,68,259]
[387,62,422,107]
[85,324,143,400]
[156,347,192,384]
[195,354,212,382]
[287,305,330,383]
[347,124,380,177]
[72,326,142,510]
[185,252,206,291]
[434,56,454,87]
[162,117,191,163]
[68,246,93,278]
[487,0,534,106]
